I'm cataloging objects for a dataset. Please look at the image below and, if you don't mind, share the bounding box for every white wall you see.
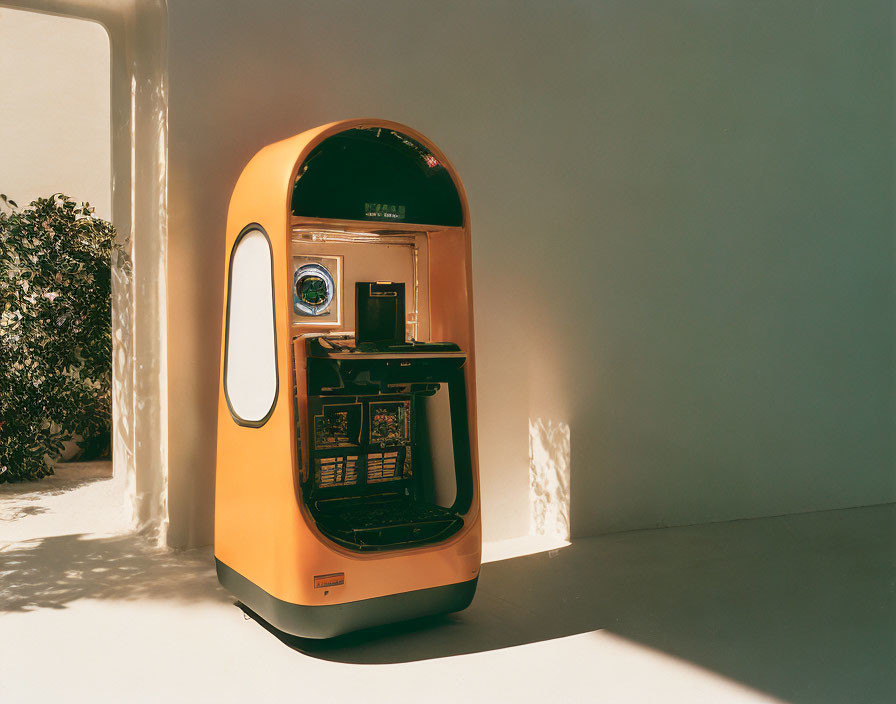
[164,0,896,547]
[0,7,110,219]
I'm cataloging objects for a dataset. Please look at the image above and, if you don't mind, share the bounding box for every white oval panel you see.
[225,228,277,424]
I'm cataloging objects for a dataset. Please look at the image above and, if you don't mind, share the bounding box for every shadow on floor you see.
[0,462,114,522]
[1,502,892,703]
[0,533,229,611]
[256,504,895,704]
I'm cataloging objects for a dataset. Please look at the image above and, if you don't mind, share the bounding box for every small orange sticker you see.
[314,572,345,589]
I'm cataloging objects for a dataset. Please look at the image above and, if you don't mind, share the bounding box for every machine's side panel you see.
[428,229,481,524]
[215,133,315,600]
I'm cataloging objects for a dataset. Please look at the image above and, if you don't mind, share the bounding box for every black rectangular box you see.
[355,281,405,346]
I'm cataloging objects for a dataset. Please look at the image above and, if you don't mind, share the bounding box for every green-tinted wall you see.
[165,0,895,545]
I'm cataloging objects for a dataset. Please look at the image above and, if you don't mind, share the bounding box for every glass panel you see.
[225,229,277,424]
[421,385,457,508]
[291,128,463,226]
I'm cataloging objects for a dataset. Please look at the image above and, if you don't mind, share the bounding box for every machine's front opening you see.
[287,125,473,553]
[299,336,473,551]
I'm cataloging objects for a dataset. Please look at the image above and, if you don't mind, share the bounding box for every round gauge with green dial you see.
[299,275,328,305]
[293,263,335,316]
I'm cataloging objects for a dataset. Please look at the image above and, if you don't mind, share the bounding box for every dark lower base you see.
[215,558,478,639]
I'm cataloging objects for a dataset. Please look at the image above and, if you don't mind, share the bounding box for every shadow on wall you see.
[262,505,894,704]
[528,418,570,540]
[0,534,229,612]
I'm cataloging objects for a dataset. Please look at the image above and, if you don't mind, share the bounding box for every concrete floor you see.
[1,468,893,704]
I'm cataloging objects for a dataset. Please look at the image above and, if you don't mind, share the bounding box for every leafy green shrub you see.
[0,194,120,482]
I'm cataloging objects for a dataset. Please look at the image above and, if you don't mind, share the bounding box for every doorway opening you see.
[0,2,169,542]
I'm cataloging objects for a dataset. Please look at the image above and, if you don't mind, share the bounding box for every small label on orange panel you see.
[314,572,345,589]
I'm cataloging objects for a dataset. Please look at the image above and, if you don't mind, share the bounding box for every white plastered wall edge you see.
[0,0,170,544]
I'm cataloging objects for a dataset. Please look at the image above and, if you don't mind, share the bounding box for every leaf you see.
[0,193,121,481]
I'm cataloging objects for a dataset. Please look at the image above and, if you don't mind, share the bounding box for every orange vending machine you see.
[215,120,481,638]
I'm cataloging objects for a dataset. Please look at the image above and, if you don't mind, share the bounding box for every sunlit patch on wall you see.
[529,418,570,541]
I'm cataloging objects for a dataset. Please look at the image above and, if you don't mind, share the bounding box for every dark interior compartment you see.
[300,340,472,552]
[312,493,463,550]
[291,127,464,226]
